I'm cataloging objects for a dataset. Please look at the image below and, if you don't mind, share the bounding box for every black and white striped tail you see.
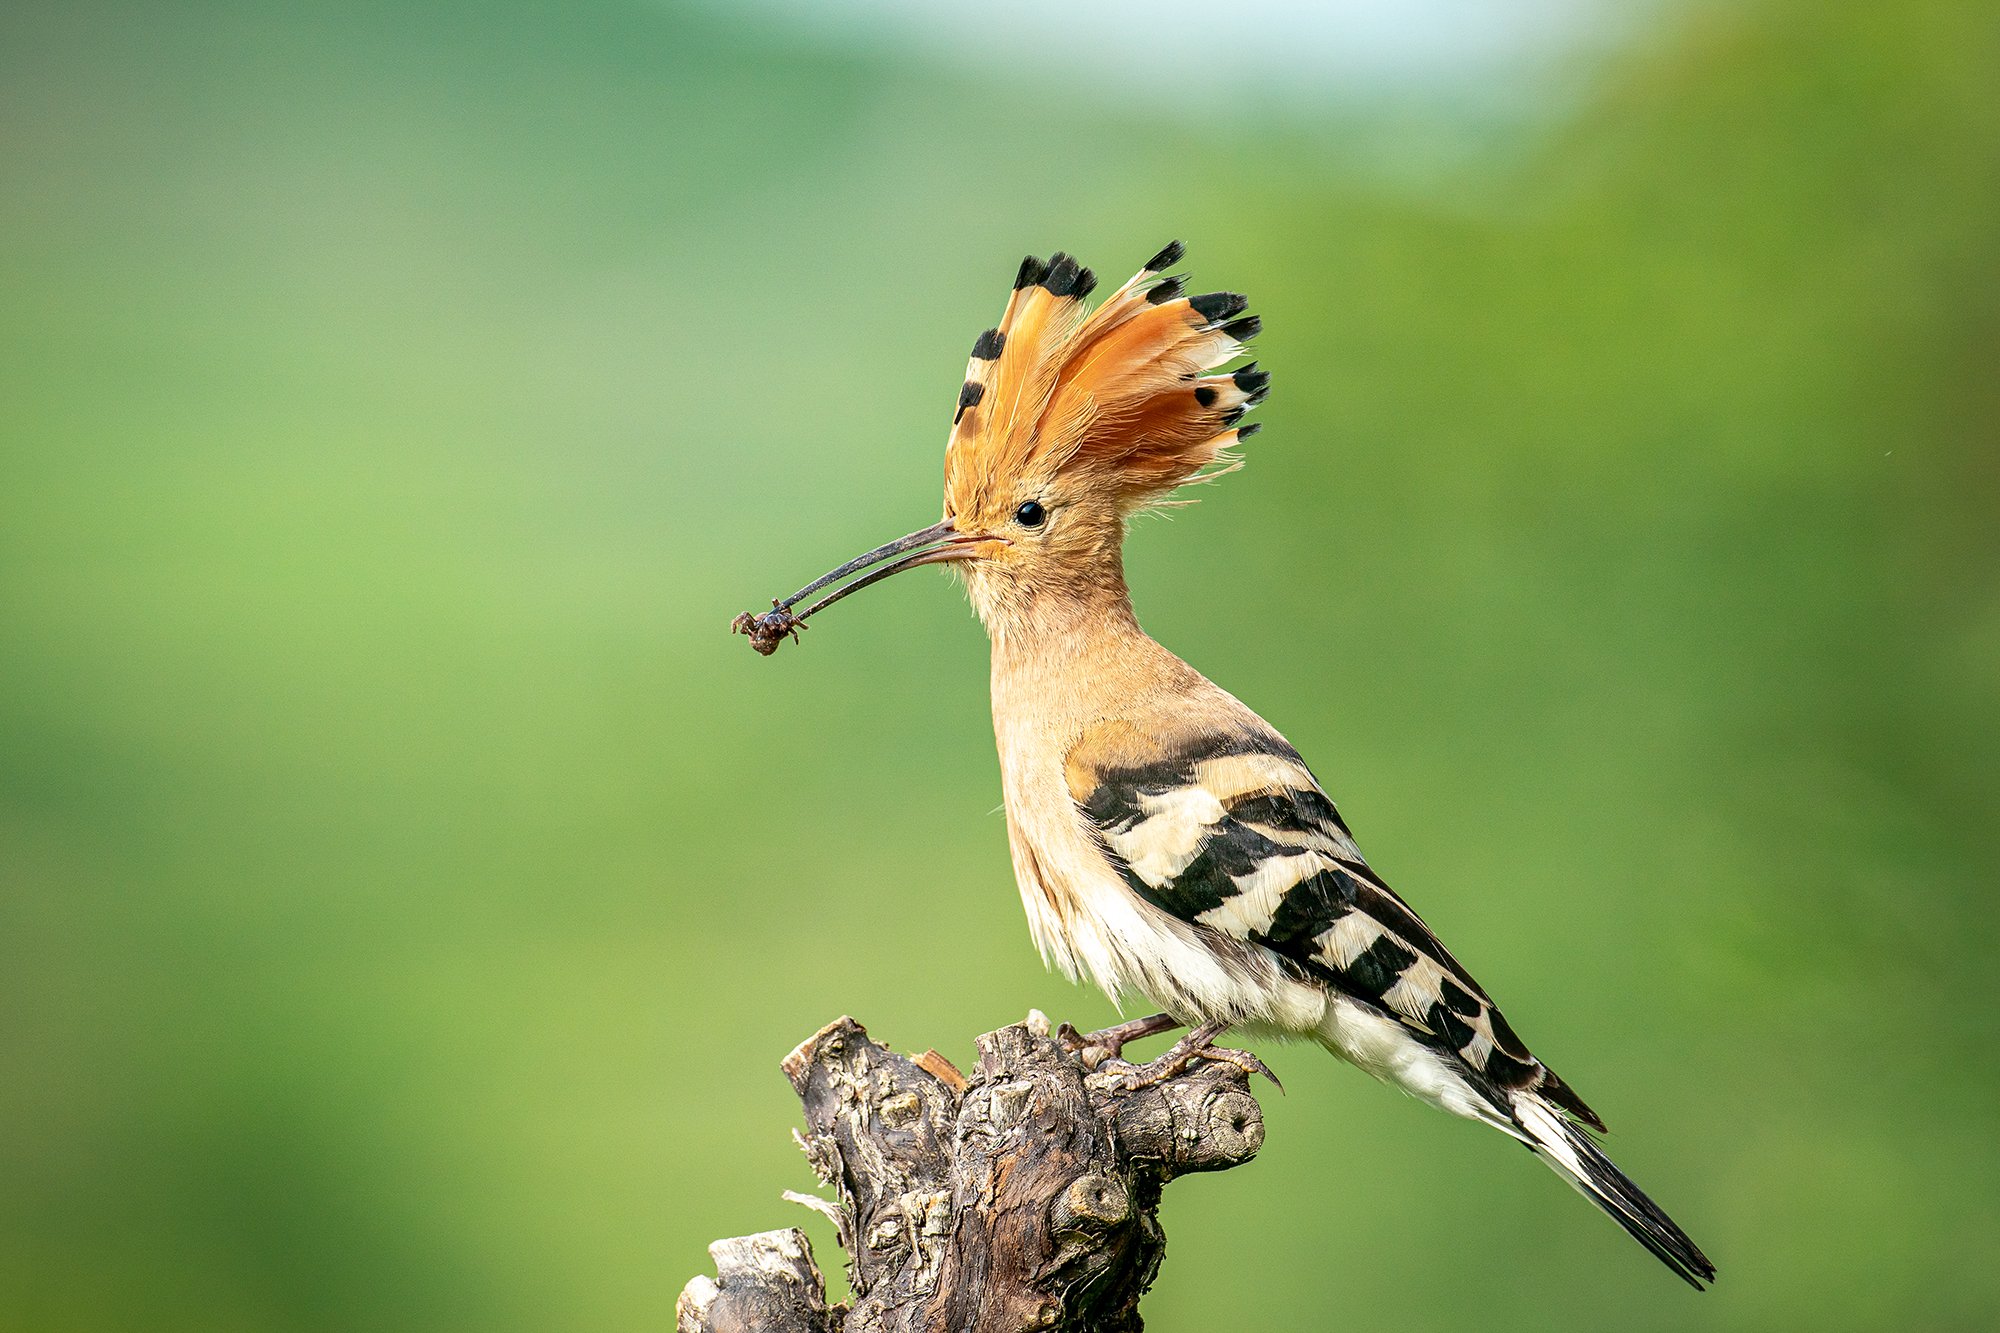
[1513,1094,1716,1289]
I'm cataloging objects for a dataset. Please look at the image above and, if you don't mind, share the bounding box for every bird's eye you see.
[1014,500,1047,528]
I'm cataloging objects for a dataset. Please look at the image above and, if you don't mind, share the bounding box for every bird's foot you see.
[1058,1013,1183,1070]
[1113,1020,1283,1093]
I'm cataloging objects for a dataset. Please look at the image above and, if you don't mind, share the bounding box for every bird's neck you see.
[981,555,1189,748]
[978,543,1130,657]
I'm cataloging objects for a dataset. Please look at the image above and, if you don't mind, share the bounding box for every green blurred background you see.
[3,1,1995,1328]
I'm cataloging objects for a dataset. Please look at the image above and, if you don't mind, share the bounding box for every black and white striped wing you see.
[1070,728,1603,1130]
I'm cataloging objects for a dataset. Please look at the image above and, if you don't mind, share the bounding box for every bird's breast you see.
[996,733,1104,983]
[994,728,1328,1032]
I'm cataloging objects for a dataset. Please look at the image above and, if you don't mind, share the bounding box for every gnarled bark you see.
[677,1012,1264,1333]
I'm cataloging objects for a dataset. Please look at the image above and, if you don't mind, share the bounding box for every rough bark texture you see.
[676,1012,1264,1333]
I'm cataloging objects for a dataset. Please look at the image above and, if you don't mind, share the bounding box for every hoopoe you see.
[734,243,1715,1288]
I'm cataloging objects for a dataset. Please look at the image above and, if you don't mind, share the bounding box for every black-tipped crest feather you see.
[946,241,1272,515]
[954,380,984,423]
[1189,291,1248,324]
[1042,252,1082,296]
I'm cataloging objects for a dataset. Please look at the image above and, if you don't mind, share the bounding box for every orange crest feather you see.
[943,242,1267,519]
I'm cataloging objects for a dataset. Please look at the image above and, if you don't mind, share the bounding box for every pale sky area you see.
[711,0,1672,111]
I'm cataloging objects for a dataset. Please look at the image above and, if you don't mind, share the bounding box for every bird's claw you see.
[1055,1021,1087,1052]
[1202,1045,1284,1093]
[1058,1013,1184,1071]
[1055,1024,1119,1072]
[1114,1022,1283,1094]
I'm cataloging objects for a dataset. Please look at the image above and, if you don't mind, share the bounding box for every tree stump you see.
[676,1012,1266,1332]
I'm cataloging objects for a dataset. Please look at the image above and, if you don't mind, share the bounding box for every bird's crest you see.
[942,242,1267,518]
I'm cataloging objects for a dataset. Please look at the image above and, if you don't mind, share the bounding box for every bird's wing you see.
[1066,720,1603,1130]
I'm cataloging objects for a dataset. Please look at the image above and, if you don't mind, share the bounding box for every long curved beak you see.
[733,519,998,655]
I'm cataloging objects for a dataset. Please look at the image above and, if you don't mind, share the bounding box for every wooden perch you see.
[677,1012,1265,1333]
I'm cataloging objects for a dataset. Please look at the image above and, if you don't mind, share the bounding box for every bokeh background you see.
[3,1,1996,1328]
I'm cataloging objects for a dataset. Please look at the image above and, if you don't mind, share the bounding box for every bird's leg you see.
[1116,1020,1283,1092]
[1057,1012,1182,1070]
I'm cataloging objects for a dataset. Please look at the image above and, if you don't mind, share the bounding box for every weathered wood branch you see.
[677,1012,1266,1332]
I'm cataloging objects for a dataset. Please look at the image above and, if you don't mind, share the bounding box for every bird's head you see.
[734,242,1266,653]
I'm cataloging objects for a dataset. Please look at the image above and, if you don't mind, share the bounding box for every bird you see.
[734,242,1716,1288]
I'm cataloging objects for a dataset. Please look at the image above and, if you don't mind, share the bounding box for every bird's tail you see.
[1511,1093,1716,1289]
